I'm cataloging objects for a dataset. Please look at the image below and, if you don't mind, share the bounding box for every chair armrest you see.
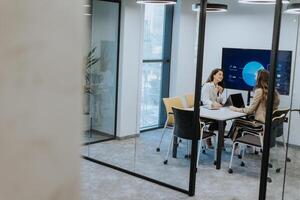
[251,119,265,126]
[242,131,262,137]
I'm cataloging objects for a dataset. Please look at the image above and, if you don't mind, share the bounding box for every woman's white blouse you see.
[201,82,224,108]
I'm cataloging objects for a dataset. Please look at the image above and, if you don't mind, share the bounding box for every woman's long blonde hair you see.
[255,69,279,107]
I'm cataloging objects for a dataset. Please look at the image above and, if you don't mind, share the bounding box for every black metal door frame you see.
[83,0,121,145]
[259,0,283,199]
[192,0,284,198]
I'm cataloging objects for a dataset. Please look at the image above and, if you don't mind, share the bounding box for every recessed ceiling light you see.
[136,0,177,5]
[285,3,300,14]
[238,0,290,4]
[192,3,228,12]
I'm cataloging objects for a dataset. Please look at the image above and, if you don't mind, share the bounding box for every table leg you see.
[172,136,178,158]
[216,120,225,169]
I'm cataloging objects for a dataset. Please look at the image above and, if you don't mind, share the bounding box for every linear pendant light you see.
[238,0,290,4]
[192,3,228,12]
[136,0,177,4]
[285,2,300,14]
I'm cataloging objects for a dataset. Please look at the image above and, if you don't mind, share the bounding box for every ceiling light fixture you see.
[238,0,290,4]
[192,3,228,12]
[285,2,300,14]
[136,0,177,5]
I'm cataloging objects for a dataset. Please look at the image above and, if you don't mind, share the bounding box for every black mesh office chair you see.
[272,109,290,163]
[228,113,287,180]
[163,107,216,168]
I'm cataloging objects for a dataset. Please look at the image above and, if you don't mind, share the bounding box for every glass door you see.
[84,0,120,144]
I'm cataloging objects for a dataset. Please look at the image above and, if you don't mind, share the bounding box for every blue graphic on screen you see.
[222,48,292,95]
[242,61,264,87]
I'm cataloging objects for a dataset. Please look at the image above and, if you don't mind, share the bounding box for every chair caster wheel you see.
[202,150,206,154]
[156,148,160,152]
[255,151,259,155]
[267,177,272,183]
[179,139,182,143]
[276,168,281,173]
[287,157,291,162]
[185,154,191,159]
[240,161,245,167]
[238,155,242,159]
[163,160,168,165]
[213,161,217,165]
[268,163,273,168]
[228,168,233,174]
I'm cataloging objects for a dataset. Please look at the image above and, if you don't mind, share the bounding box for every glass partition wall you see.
[83,0,192,194]
[197,1,279,198]
[83,0,119,145]
[82,0,300,199]
[265,7,300,200]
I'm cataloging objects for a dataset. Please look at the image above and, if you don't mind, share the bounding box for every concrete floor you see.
[81,129,300,200]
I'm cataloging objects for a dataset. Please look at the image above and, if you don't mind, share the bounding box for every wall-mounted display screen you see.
[222,48,292,95]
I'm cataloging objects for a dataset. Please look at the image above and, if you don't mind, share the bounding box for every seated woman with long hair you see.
[201,68,225,148]
[228,69,280,141]
[202,68,224,109]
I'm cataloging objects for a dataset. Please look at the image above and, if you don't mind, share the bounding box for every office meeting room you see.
[81,0,300,199]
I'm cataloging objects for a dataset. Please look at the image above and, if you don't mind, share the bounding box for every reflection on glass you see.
[82,0,136,172]
[136,3,190,191]
[90,0,118,138]
[265,13,300,200]
[283,110,300,200]
[140,62,162,129]
[143,5,165,60]
[135,128,190,189]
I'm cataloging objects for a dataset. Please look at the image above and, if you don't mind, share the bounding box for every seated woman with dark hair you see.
[201,68,225,148]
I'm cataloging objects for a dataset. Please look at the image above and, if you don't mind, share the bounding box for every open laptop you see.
[223,93,245,108]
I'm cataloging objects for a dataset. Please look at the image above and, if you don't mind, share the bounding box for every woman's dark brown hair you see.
[206,68,224,87]
[255,69,279,106]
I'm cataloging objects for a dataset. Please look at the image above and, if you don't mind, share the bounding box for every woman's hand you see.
[229,106,240,112]
[212,102,222,109]
[216,85,224,94]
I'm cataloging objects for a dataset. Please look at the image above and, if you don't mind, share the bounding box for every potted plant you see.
[84,47,100,115]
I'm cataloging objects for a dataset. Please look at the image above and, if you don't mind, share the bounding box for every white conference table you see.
[200,106,247,169]
[172,106,247,169]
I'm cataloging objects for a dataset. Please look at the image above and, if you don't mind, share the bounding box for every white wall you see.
[0,0,84,199]
[170,0,300,145]
[117,0,144,138]
[170,0,199,97]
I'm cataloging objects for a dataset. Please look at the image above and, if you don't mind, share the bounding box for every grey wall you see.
[0,0,84,199]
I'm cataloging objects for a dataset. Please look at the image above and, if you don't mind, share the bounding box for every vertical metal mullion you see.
[189,0,207,196]
[113,0,121,140]
[259,0,283,199]
[159,5,174,126]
